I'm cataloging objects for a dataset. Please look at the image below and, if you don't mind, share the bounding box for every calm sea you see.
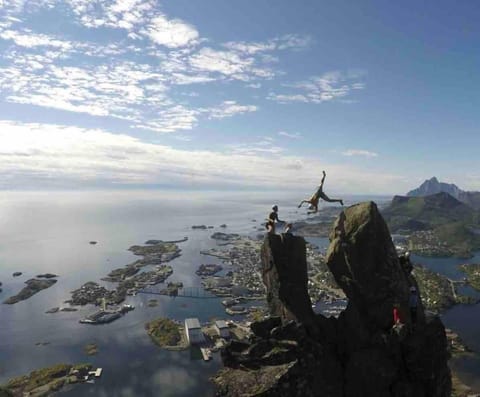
[0,191,478,395]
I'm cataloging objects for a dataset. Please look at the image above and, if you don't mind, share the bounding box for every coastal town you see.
[2,214,480,396]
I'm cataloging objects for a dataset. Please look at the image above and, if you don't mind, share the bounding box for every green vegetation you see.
[459,263,480,291]
[129,242,179,256]
[0,387,13,397]
[383,193,480,257]
[435,222,480,258]
[2,363,95,396]
[145,318,182,348]
[413,266,457,312]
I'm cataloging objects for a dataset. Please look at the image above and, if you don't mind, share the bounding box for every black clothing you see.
[269,211,279,222]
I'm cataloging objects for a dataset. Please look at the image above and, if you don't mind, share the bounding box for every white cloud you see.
[223,34,311,54]
[268,70,366,104]
[278,131,302,139]
[275,34,312,50]
[267,93,308,103]
[145,13,199,48]
[0,120,402,192]
[342,149,378,158]
[206,100,257,119]
[189,47,258,79]
[0,29,73,50]
[65,0,155,31]
[134,105,200,133]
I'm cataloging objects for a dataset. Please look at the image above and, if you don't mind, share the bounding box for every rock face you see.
[213,201,451,397]
[261,234,315,327]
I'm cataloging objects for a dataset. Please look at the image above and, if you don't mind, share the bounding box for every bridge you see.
[138,286,220,299]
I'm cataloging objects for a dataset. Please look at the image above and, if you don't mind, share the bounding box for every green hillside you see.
[382,192,480,257]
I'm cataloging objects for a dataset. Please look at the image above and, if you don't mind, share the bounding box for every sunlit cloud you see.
[278,131,302,139]
[268,70,366,104]
[342,149,378,158]
[206,101,257,119]
[145,13,199,48]
[0,120,402,193]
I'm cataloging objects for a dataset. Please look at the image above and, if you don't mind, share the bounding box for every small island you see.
[458,263,480,291]
[211,232,240,242]
[12,272,22,277]
[0,363,100,397]
[84,343,98,356]
[145,237,188,245]
[36,273,58,279]
[145,317,188,350]
[192,225,207,230]
[196,264,223,277]
[147,299,159,307]
[3,279,57,305]
[128,240,181,264]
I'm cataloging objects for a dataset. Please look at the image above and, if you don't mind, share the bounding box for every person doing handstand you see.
[298,171,344,213]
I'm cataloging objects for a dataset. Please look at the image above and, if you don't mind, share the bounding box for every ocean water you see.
[0,191,478,395]
[0,190,360,396]
[412,253,480,390]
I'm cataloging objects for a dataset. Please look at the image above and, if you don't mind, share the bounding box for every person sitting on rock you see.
[409,286,418,328]
[265,205,284,233]
[265,219,276,234]
[297,171,344,213]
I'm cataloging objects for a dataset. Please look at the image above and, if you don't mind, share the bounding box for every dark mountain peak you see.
[407,177,462,199]
[425,191,463,207]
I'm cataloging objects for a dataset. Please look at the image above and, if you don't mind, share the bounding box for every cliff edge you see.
[213,201,451,397]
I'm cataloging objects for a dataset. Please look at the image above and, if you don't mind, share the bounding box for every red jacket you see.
[393,307,402,324]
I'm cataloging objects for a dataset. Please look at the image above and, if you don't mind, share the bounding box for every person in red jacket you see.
[393,304,402,325]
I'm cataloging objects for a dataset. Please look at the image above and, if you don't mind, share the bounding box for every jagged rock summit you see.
[407,176,480,210]
[408,176,462,199]
[213,201,451,397]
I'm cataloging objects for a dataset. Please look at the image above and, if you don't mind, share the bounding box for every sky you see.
[0,0,479,194]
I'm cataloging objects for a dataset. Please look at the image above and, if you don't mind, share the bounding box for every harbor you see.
[79,302,135,325]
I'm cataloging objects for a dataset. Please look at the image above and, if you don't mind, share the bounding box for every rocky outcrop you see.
[213,202,451,397]
[261,234,315,327]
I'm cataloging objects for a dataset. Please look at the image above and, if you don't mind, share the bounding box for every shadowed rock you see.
[261,233,315,326]
[213,202,451,397]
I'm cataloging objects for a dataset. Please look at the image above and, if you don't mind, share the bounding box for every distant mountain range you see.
[407,177,480,209]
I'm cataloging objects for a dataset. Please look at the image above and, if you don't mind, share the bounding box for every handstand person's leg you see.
[319,192,343,205]
[298,200,309,208]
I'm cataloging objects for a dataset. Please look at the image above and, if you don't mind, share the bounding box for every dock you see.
[200,347,212,361]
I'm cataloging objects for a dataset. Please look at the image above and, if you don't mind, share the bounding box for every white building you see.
[214,320,230,339]
[185,318,205,345]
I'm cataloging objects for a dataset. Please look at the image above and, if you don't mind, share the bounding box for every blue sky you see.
[0,0,479,193]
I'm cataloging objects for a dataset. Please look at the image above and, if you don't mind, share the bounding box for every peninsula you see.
[0,363,100,397]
